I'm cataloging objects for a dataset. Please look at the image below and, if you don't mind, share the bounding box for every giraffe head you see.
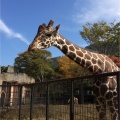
[28,20,60,51]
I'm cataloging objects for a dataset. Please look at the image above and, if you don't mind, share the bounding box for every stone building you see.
[0,65,35,106]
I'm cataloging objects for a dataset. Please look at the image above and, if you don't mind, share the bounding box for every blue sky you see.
[0,0,120,66]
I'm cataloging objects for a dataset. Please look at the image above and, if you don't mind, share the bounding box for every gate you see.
[0,71,120,120]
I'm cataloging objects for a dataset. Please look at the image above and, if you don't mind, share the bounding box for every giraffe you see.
[68,97,78,105]
[28,20,120,120]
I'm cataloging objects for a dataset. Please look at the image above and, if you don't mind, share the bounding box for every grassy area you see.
[0,104,111,120]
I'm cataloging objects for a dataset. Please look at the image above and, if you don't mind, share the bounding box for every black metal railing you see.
[0,71,120,120]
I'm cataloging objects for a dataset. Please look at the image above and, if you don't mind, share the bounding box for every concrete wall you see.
[6,73,35,83]
[0,65,35,84]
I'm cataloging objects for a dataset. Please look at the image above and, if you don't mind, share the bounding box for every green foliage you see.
[14,50,54,82]
[80,21,120,55]
[1,66,8,73]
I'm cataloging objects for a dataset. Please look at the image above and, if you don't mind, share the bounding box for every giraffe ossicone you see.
[28,20,120,120]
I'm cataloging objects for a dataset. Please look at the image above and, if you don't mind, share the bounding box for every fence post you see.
[70,80,74,120]
[46,84,49,120]
[18,85,22,120]
[117,71,120,120]
[80,81,84,104]
[30,84,33,120]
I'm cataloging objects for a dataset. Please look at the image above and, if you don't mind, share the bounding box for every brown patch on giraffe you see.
[80,49,87,54]
[108,78,117,90]
[112,112,118,120]
[100,84,108,96]
[88,66,94,72]
[62,45,68,54]
[112,65,116,71]
[75,57,81,64]
[69,46,75,51]
[95,80,101,86]
[38,36,42,40]
[107,100,114,106]
[59,39,65,44]
[113,96,117,101]
[110,106,115,113]
[41,43,45,46]
[99,54,105,61]
[105,61,112,72]
[92,54,97,59]
[66,40,72,45]
[94,65,99,72]
[81,59,86,66]
[68,52,76,59]
[87,51,92,56]
[97,59,104,70]
[85,54,91,60]
[92,58,97,64]
[76,50,83,57]
[51,41,54,44]
[105,91,113,100]
[46,41,50,44]
[113,91,117,96]
[97,97,106,104]
[86,61,91,67]
[44,45,48,48]
[113,97,118,109]
[74,45,80,50]
[93,85,100,97]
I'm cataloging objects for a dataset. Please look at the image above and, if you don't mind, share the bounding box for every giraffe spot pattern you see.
[69,46,75,51]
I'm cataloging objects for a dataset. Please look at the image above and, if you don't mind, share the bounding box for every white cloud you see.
[0,19,30,45]
[73,0,120,24]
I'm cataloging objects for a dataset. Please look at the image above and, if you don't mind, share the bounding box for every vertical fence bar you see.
[70,80,74,120]
[18,85,22,120]
[46,84,49,120]
[80,81,84,104]
[117,71,120,120]
[30,84,33,120]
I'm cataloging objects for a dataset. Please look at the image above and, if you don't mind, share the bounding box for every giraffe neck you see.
[54,34,119,74]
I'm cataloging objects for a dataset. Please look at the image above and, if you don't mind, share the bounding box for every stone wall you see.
[4,72,35,83]
[0,65,35,84]
[0,66,35,106]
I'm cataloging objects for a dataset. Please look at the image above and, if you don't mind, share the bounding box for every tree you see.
[80,21,120,55]
[14,50,54,82]
[1,66,7,73]
[56,56,90,79]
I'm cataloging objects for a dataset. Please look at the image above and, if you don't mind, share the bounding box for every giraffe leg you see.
[110,110,118,120]
[95,98,106,120]
[107,99,118,120]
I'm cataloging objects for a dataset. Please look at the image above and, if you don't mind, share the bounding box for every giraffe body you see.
[28,20,120,120]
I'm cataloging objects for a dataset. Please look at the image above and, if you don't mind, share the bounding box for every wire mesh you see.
[0,71,119,120]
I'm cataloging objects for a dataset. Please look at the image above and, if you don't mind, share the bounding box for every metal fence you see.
[0,71,120,120]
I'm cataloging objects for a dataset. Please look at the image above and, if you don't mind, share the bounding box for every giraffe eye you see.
[46,34,52,37]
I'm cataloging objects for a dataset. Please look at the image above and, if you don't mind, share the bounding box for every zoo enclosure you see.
[0,71,120,120]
